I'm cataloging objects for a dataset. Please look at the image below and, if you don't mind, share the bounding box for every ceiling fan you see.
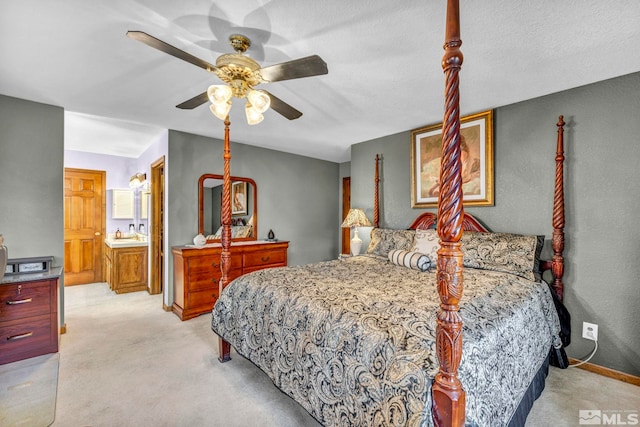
[126,31,328,122]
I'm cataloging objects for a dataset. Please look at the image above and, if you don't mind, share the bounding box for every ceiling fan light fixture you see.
[247,89,271,113]
[245,102,264,125]
[128,31,327,121]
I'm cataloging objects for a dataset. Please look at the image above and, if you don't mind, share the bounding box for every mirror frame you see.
[198,173,258,243]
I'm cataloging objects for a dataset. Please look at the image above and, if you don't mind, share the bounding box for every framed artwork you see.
[411,109,494,208]
[231,181,247,215]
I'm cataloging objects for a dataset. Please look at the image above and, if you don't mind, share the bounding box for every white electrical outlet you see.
[582,322,599,341]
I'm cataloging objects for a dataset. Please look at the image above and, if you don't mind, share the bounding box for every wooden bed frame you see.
[215,1,567,424]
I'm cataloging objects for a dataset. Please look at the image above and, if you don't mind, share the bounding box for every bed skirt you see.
[507,352,550,427]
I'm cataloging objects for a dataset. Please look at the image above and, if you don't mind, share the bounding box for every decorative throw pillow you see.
[461,232,543,281]
[366,228,415,257]
[388,249,432,272]
[410,229,440,261]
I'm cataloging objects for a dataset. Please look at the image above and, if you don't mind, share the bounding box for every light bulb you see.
[247,89,271,113]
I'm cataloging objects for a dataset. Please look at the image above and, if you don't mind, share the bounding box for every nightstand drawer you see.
[0,282,52,321]
[244,250,286,268]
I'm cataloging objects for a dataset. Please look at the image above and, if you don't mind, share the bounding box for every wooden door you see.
[64,168,106,286]
[341,177,351,254]
[149,157,165,296]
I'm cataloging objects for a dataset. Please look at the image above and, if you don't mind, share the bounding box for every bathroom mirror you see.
[198,174,257,242]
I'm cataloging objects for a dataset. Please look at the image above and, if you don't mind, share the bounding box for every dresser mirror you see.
[198,174,257,242]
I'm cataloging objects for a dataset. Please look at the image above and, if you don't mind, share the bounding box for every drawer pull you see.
[211,278,218,283]
[7,331,34,341]
[7,298,33,305]
[261,256,270,262]
[211,262,219,268]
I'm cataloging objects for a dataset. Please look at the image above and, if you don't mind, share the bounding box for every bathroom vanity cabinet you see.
[104,242,148,294]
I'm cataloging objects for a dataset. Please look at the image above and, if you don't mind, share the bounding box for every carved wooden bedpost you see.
[432,0,466,425]
[552,116,566,301]
[374,154,380,228]
[218,116,232,363]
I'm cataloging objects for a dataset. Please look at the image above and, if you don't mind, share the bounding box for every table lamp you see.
[341,208,372,256]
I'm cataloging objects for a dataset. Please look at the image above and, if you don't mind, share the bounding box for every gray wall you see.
[167,130,340,303]
[0,94,65,323]
[350,72,640,376]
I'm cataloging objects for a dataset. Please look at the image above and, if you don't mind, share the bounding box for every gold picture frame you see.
[411,109,494,208]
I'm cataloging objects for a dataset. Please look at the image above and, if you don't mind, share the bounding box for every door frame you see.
[341,177,351,254]
[149,156,165,298]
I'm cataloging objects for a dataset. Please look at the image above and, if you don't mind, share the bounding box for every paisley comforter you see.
[211,255,561,426]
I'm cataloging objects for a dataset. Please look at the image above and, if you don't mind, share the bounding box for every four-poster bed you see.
[211,0,567,425]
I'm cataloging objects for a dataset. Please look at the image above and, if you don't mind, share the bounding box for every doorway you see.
[63,168,106,285]
[341,177,351,254]
[149,156,165,298]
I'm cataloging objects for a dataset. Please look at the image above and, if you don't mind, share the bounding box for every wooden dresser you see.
[1,263,61,365]
[172,240,289,320]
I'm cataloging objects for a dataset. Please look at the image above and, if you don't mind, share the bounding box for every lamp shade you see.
[247,89,271,113]
[210,102,232,121]
[341,208,372,228]
[245,103,264,125]
[207,85,232,104]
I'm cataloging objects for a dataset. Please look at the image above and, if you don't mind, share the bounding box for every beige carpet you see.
[51,283,639,426]
[52,283,319,427]
[0,353,59,427]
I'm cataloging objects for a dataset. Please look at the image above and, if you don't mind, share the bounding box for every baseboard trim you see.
[569,358,640,386]
[162,303,171,312]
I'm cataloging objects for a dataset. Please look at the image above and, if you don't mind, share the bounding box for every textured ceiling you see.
[2,1,640,162]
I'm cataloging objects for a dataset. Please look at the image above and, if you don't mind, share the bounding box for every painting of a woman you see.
[231,182,247,215]
[411,109,493,207]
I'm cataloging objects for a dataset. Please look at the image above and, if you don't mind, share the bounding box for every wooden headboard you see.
[409,212,490,233]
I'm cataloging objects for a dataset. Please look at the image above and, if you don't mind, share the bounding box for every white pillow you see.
[388,249,432,272]
[410,229,440,261]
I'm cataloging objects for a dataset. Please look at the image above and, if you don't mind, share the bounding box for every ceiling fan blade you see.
[263,91,303,120]
[259,55,328,82]
[176,91,209,110]
[127,31,217,73]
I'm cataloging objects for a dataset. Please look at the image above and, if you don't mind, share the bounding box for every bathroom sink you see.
[105,238,148,248]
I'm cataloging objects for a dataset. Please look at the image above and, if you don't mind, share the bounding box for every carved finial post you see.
[218,116,232,362]
[432,0,466,425]
[552,116,566,301]
[374,154,380,228]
